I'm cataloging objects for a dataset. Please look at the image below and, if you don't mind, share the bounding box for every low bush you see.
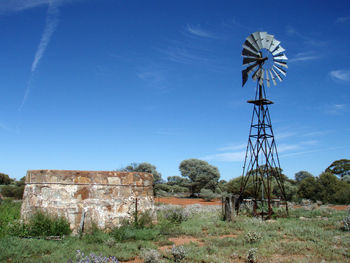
[200,189,217,201]
[9,211,71,237]
[161,206,190,224]
[1,185,24,199]
[172,245,186,262]
[140,248,162,263]
[343,215,350,231]
[111,225,159,242]
[244,231,262,244]
[0,200,21,237]
[67,250,119,263]
[246,248,258,263]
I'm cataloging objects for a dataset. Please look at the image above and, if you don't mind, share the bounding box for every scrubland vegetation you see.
[0,200,349,263]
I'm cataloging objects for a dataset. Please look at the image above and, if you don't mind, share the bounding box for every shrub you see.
[343,216,350,231]
[200,189,216,201]
[244,231,262,244]
[140,248,162,263]
[246,248,258,263]
[9,211,71,237]
[111,225,159,242]
[67,250,119,263]
[134,210,154,228]
[1,185,24,199]
[172,245,186,262]
[161,206,191,224]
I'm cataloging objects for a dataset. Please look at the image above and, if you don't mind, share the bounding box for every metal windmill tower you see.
[238,32,288,219]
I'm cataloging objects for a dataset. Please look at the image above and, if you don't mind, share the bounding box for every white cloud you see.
[217,143,246,152]
[277,144,301,153]
[0,0,81,13]
[202,151,245,162]
[329,70,350,81]
[336,16,350,23]
[19,1,60,111]
[324,103,347,115]
[186,24,216,38]
[289,52,320,62]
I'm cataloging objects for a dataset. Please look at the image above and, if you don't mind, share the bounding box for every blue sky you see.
[0,0,349,181]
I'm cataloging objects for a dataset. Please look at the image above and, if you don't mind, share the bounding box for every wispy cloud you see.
[202,151,245,162]
[289,51,320,63]
[0,122,20,134]
[0,0,79,13]
[18,1,60,111]
[336,16,350,23]
[217,143,246,152]
[324,103,347,115]
[329,69,350,82]
[137,70,169,92]
[162,47,209,65]
[285,25,328,47]
[186,24,216,38]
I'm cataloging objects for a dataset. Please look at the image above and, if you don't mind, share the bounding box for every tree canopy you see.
[326,159,350,179]
[0,173,11,185]
[179,159,220,196]
[295,170,313,183]
[121,162,163,184]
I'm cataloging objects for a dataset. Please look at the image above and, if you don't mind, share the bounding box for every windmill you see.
[238,32,288,219]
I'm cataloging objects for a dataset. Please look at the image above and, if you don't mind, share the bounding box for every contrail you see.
[19,1,59,111]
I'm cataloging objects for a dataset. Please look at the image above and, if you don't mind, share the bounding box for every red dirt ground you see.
[155,197,221,206]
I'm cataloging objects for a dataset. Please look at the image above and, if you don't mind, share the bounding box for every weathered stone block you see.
[21,170,154,234]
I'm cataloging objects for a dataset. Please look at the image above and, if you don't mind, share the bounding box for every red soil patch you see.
[329,205,348,211]
[156,197,221,206]
[121,258,143,263]
[159,236,204,251]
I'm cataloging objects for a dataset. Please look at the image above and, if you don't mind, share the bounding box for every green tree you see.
[167,176,190,187]
[179,159,220,196]
[295,170,313,183]
[0,173,11,185]
[121,162,163,184]
[318,172,341,204]
[326,159,350,179]
[333,180,350,204]
[297,176,320,201]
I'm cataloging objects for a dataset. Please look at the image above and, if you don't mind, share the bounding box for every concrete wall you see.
[21,170,154,234]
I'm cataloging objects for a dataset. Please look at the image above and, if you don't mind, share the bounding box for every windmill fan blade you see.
[242,62,258,86]
[257,32,266,49]
[242,71,248,87]
[252,67,261,81]
[246,35,260,52]
[271,67,283,82]
[274,53,288,60]
[264,34,274,50]
[259,32,268,49]
[242,44,260,57]
[269,70,277,86]
[274,60,288,68]
[269,39,280,53]
[266,69,270,87]
[272,45,285,56]
[243,57,259,65]
[273,64,287,77]
[252,32,263,50]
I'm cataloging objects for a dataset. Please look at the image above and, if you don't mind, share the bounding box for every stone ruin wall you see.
[21,170,154,234]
